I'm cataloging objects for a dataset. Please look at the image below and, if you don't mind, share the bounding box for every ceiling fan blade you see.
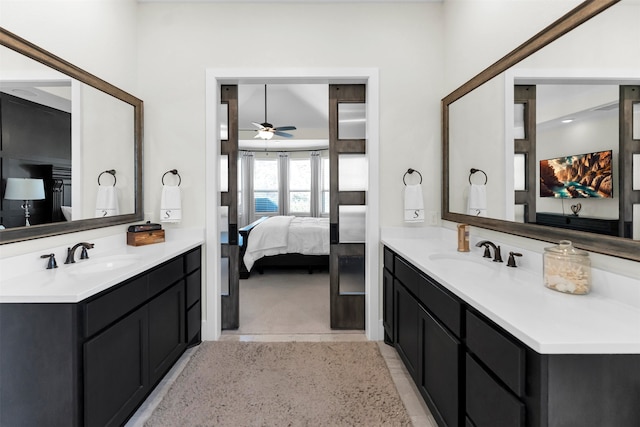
[251,122,266,129]
[273,131,294,138]
[274,126,297,131]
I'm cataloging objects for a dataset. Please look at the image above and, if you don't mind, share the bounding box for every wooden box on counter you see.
[127,230,165,246]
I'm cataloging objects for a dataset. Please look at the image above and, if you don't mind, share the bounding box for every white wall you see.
[136,1,444,230]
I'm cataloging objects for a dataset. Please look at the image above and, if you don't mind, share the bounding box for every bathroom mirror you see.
[443,0,640,262]
[0,27,143,244]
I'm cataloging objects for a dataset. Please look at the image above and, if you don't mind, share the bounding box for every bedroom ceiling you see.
[238,83,329,151]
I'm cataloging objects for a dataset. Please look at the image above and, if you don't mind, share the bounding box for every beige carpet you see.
[145,341,412,426]
[231,270,333,334]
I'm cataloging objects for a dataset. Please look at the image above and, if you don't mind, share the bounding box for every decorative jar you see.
[543,240,591,295]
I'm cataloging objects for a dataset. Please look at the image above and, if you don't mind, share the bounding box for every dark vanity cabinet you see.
[0,246,202,427]
[383,245,640,427]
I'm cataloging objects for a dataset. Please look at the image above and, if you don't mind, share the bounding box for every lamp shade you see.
[4,178,45,200]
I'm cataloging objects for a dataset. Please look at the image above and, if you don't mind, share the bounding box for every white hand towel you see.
[161,185,182,223]
[468,184,487,217]
[404,184,425,223]
[95,185,119,217]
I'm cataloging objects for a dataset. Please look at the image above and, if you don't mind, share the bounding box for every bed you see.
[239,216,330,279]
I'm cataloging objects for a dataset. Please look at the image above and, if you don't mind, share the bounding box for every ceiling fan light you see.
[258,129,274,140]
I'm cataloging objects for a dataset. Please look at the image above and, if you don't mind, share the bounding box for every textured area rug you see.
[145,341,411,426]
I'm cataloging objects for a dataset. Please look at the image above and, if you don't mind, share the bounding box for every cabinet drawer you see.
[185,246,201,274]
[383,246,394,273]
[84,275,148,337]
[186,269,201,308]
[149,257,183,297]
[187,301,201,343]
[394,257,420,296]
[419,273,462,337]
[466,310,525,396]
[466,355,524,427]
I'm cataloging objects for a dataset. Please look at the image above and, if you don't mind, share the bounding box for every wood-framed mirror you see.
[442,0,640,263]
[0,27,143,244]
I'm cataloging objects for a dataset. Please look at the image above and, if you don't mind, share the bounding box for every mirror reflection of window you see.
[514,103,526,139]
[220,155,228,192]
[634,154,640,191]
[514,153,526,191]
[338,154,368,191]
[634,102,640,140]
[219,103,229,141]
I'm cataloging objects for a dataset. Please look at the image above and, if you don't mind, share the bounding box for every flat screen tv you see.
[539,149,613,198]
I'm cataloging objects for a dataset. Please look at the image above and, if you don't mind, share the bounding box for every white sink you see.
[68,254,142,276]
[427,253,500,276]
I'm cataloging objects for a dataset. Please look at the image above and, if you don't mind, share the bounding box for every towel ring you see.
[468,168,487,185]
[403,168,423,185]
[97,169,116,186]
[162,169,182,186]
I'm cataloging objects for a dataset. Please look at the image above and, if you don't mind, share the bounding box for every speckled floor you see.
[125,271,435,427]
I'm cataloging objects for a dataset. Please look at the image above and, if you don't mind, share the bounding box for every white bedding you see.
[243,216,330,271]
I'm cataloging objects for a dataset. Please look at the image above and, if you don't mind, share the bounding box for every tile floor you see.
[126,334,436,427]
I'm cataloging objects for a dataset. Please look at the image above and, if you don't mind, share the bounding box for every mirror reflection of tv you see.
[540,149,613,198]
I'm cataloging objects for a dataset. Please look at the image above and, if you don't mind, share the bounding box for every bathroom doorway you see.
[204,69,380,341]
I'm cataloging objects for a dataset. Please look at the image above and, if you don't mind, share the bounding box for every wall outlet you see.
[427,211,439,225]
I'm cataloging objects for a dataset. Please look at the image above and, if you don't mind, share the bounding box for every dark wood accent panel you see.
[466,310,525,397]
[466,355,525,427]
[84,306,149,427]
[329,242,365,329]
[329,84,366,330]
[619,86,640,238]
[514,85,536,223]
[419,305,462,427]
[221,85,239,330]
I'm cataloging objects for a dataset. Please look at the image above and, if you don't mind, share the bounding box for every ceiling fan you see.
[251,84,297,140]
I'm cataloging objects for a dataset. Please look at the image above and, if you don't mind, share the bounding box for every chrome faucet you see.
[65,242,95,264]
[475,240,503,263]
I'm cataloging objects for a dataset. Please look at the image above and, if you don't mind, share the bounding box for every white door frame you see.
[204,68,380,341]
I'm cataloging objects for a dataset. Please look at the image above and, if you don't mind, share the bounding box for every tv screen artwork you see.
[539,150,613,198]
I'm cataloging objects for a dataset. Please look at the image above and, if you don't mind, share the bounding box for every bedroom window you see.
[320,156,330,215]
[254,157,279,215]
[289,158,311,214]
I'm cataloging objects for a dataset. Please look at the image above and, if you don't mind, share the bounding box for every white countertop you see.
[0,229,204,303]
[381,227,640,354]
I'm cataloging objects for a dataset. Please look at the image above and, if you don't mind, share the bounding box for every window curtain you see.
[278,152,289,215]
[239,151,254,227]
[310,151,321,217]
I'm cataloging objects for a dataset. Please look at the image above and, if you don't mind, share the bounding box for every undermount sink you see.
[68,254,142,276]
[427,253,500,275]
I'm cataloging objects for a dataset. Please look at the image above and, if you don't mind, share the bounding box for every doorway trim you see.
[204,68,380,341]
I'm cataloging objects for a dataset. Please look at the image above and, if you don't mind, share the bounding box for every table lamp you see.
[4,178,46,226]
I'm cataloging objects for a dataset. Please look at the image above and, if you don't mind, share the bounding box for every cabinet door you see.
[149,281,186,385]
[84,306,149,427]
[383,268,394,343]
[419,306,461,427]
[394,280,419,381]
